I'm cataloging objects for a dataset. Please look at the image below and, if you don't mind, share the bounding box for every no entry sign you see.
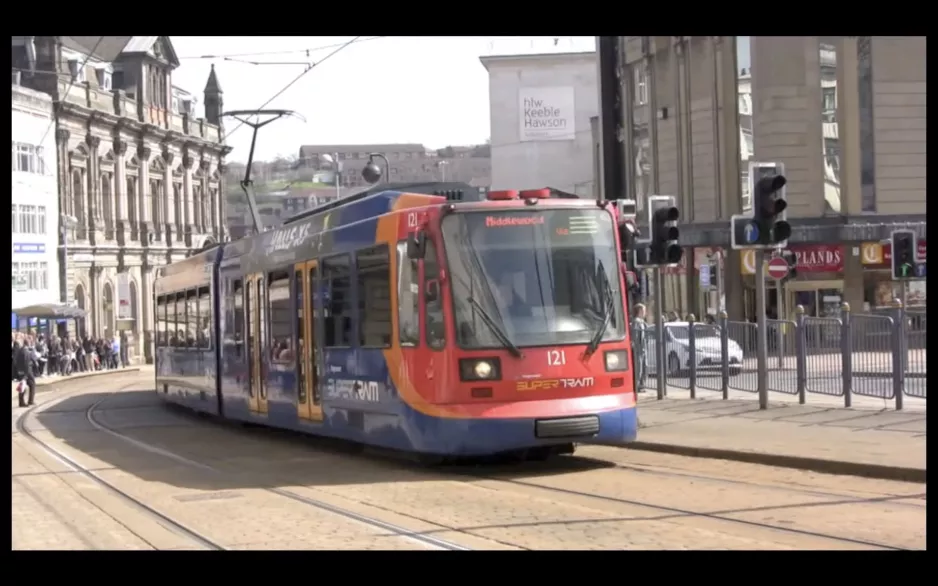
[767,257,789,280]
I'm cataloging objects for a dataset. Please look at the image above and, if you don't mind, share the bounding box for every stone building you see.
[616,36,926,320]
[13,36,230,362]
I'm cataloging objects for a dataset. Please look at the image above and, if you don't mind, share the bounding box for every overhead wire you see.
[224,36,364,141]
[178,36,386,60]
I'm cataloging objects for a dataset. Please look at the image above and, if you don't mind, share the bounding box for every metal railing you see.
[635,300,926,410]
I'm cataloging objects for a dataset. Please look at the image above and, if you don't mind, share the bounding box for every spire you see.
[204,63,223,95]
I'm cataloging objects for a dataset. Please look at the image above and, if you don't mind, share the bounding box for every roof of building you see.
[60,36,179,68]
[205,64,222,94]
[479,51,596,70]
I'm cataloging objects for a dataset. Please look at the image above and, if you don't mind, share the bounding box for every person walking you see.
[119,331,129,368]
[110,334,121,369]
[631,304,648,393]
[14,335,38,407]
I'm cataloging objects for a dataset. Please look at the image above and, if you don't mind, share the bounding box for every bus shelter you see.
[11,303,87,338]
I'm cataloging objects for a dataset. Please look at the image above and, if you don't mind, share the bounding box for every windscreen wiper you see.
[467,295,523,358]
[584,274,615,359]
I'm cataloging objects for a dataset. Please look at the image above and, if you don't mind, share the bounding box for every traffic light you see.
[649,204,683,265]
[891,229,917,279]
[751,163,791,247]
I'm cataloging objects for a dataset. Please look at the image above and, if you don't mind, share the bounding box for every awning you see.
[12,303,87,319]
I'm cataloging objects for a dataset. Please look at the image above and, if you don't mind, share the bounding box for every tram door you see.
[244,273,269,414]
[294,260,323,421]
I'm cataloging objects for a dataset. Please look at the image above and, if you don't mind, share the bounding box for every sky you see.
[169,36,750,164]
[170,36,596,163]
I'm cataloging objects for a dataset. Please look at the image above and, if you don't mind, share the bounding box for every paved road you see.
[12,372,925,550]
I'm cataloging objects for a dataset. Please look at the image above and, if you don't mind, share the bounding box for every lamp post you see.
[362,153,390,185]
[320,152,343,200]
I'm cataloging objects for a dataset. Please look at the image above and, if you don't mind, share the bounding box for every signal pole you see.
[654,267,666,399]
[730,161,791,410]
[754,250,768,409]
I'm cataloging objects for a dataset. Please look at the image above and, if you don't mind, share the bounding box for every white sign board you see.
[117,273,132,320]
[519,86,576,142]
[699,264,711,289]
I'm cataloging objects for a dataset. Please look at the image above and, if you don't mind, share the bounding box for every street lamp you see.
[362,153,390,185]
[320,152,342,200]
[60,213,78,305]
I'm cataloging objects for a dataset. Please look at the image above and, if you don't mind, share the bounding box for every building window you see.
[633,64,648,106]
[12,204,17,233]
[37,205,46,235]
[15,261,48,291]
[12,142,44,174]
[17,205,38,234]
[857,36,877,213]
[96,68,112,91]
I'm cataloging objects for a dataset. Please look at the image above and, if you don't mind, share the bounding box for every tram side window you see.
[155,295,166,346]
[268,271,293,366]
[186,289,199,347]
[197,286,212,349]
[397,241,420,346]
[356,245,392,348]
[173,292,185,347]
[232,279,243,358]
[321,254,353,347]
[424,240,445,350]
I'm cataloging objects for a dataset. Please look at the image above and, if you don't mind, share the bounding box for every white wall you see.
[12,83,60,311]
[484,52,598,194]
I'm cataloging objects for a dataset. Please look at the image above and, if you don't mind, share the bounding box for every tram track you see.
[457,466,917,551]
[13,377,224,551]
[83,393,472,551]
[46,377,922,550]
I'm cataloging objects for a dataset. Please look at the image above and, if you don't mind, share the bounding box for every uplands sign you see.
[519,86,576,142]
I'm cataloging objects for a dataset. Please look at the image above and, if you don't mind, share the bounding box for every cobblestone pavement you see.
[13,374,924,550]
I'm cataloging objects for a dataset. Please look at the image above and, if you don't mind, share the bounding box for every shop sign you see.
[862,240,927,267]
[741,245,844,276]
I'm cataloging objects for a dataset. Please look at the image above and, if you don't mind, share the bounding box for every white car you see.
[645,321,744,376]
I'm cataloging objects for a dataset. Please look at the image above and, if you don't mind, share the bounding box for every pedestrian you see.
[631,303,648,393]
[119,331,129,368]
[48,335,61,376]
[110,334,120,369]
[82,334,95,372]
[14,335,38,407]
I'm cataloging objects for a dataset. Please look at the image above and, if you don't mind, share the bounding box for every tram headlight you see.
[459,358,501,381]
[604,350,629,372]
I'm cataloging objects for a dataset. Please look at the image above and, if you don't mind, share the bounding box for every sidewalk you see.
[632,391,926,482]
[10,365,147,398]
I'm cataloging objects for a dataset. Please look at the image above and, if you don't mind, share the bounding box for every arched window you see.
[126,177,137,228]
[71,170,85,237]
[102,282,114,337]
[192,185,202,230]
[74,284,86,336]
[173,183,182,233]
[101,173,112,228]
[149,179,162,226]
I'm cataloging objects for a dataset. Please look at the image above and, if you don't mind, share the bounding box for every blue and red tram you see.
[154,184,640,458]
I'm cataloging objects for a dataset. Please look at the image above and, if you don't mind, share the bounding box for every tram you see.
[154,183,640,459]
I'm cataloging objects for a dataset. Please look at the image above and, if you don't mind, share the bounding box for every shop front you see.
[860,240,927,311]
[740,244,845,320]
